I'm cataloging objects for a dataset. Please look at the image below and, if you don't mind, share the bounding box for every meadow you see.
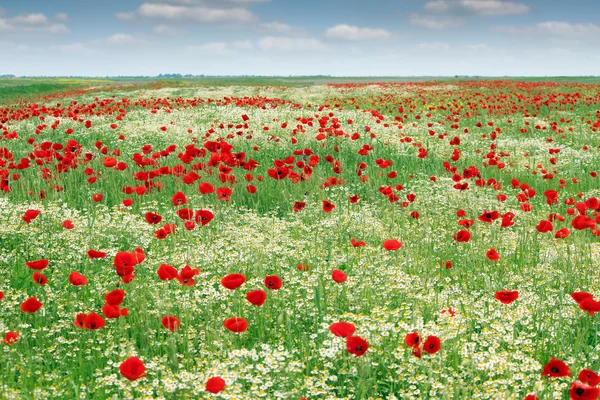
[1,78,600,399]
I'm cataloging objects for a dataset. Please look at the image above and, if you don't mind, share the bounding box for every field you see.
[1,78,600,399]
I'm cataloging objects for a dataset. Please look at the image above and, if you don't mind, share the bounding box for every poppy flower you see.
[161,316,181,332]
[216,187,232,202]
[555,228,571,239]
[223,317,248,333]
[332,270,347,283]
[22,209,41,224]
[87,250,107,259]
[0,292,3,301]
[486,248,500,261]
[62,220,74,229]
[198,182,215,194]
[105,289,125,306]
[69,272,87,286]
[579,369,600,387]
[195,210,214,226]
[423,335,441,354]
[2,332,19,345]
[351,238,366,247]
[33,272,48,285]
[579,298,600,316]
[246,290,267,306]
[92,194,103,202]
[172,191,187,206]
[157,264,178,281]
[205,376,226,394]
[176,266,200,286]
[294,201,306,212]
[221,274,246,290]
[495,290,519,304]
[145,212,163,225]
[102,304,128,319]
[21,297,42,313]
[478,210,499,223]
[541,357,571,378]
[572,292,594,304]
[329,322,356,338]
[83,312,106,330]
[524,394,540,400]
[264,275,282,290]
[383,239,402,251]
[453,230,471,242]
[536,220,553,233]
[346,336,369,357]
[405,332,421,348]
[74,313,86,328]
[322,200,335,212]
[570,381,600,400]
[119,356,146,381]
[25,259,48,270]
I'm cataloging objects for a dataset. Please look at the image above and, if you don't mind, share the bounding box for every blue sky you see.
[0,0,598,76]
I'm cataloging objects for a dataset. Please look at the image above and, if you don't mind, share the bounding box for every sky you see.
[0,0,599,77]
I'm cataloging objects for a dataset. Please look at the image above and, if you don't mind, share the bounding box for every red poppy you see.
[172,191,187,206]
[264,275,282,290]
[246,290,267,306]
[570,381,600,400]
[87,249,107,259]
[119,356,146,381]
[351,238,366,247]
[495,290,519,304]
[555,228,571,239]
[102,304,128,319]
[0,292,3,301]
[329,322,356,337]
[322,200,335,212]
[2,332,19,345]
[453,230,471,242]
[423,335,441,354]
[145,212,163,225]
[383,239,402,251]
[92,193,103,202]
[332,270,347,283]
[62,220,74,229]
[84,312,106,330]
[536,220,553,233]
[69,272,87,286]
[161,316,181,332]
[294,202,306,212]
[198,182,215,194]
[405,332,421,348]
[541,357,571,378]
[21,297,43,313]
[216,187,232,202]
[22,209,41,224]
[205,376,226,394]
[105,289,125,306]
[579,298,600,316]
[346,336,369,357]
[221,274,246,290]
[176,266,200,286]
[33,272,48,285]
[223,317,248,333]
[195,210,214,226]
[572,292,594,304]
[579,369,600,387]
[25,259,48,270]
[524,394,540,400]
[478,210,499,223]
[486,248,500,261]
[157,264,178,281]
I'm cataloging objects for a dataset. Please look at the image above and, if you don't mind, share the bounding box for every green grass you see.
[0,80,599,399]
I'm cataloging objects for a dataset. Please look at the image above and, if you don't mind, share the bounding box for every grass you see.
[0,79,599,399]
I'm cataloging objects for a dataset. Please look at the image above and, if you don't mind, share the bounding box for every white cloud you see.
[105,33,145,45]
[325,24,392,41]
[493,21,600,37]
[424,0,530,16]
[0,11,70,34]
[188,40,253,55]
[417,42,450,52]
[153,24,178,35]
[55,13,69,22]
[409,14,463,29]
[56,42,96,55]
[120,3,256,23]
[260,22,293,33]
[258,36,326,51]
